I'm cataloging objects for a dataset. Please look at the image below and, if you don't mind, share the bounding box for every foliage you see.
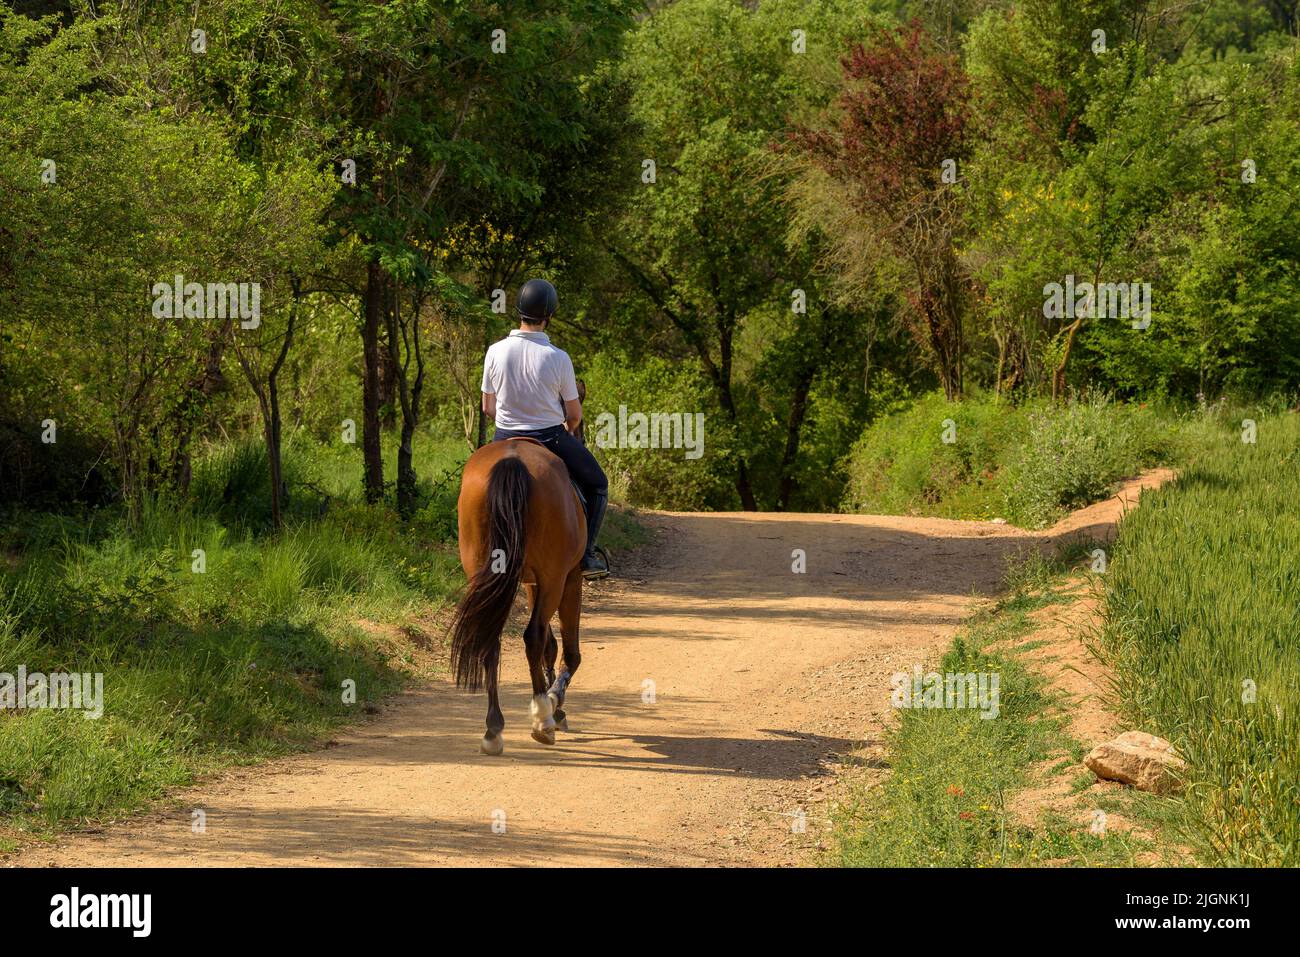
[605,0,878,509]
[788,21,973,398]
[842,390,1184,527]
[0,434,468,829]
[581,352,735,510]
[999,394,1172,527]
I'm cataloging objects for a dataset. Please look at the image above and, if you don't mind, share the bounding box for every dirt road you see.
[19,475,1167,867]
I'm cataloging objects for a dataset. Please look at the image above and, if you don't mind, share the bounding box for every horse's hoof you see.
[481,733,504,756]
[555,716,569,732]
[531,728,556,746]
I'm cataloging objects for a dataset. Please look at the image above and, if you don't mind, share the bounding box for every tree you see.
[612,0,874,509]
[0,7,295,519]
[328,0,636,502]
[789,22,974,400]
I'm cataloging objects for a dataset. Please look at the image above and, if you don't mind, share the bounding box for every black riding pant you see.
[491,423,608,502]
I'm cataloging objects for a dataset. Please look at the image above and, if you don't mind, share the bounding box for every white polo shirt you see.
[481,329,580,431]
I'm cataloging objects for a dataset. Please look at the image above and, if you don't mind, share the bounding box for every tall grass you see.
[834,583,1161,867]
[1101,412,1300,865]
[0,434,470,831]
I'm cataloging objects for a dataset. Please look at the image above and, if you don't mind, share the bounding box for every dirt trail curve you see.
[17,472,1171,868]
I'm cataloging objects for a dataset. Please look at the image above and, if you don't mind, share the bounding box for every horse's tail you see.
[450,454,531,691]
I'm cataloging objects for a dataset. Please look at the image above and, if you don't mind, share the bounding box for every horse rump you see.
[449,455,531,691]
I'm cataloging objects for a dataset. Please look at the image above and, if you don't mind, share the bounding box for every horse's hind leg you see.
[544,625,559,696]
[528,585,559,691]
[545,624,566,732]
[524,582,563,746]
[482,641,504,756]
[548,566,583,732]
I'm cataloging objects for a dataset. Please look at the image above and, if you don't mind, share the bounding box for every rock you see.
[1085,731,1185,794]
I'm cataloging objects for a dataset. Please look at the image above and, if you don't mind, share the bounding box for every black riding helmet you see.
[517,278,558,323]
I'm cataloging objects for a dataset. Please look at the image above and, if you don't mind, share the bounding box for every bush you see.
[841,390,1029,520]
[842,391,1183,528]
[580,353,736,510]
[999,395,1173,527]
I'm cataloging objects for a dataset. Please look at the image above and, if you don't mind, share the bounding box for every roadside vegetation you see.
[0,432,648,842]
[1100,413,1300,867]
[836,407,1299,868]
[834,547,1183,867]
[840,391,1285,529]
[4,0,1299,866]
[0,435,462,839]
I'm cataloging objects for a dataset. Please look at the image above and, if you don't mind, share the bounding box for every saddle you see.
[501,437,587,507]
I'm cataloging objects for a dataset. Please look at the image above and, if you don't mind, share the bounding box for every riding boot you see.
[581,489,609,578]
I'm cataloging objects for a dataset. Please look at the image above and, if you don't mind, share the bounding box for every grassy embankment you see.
[1100,412,1300,866]
[842,390,1239,528]
[833,546,1184,867]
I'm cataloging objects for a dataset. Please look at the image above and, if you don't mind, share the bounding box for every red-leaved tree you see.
[789,23,973,399]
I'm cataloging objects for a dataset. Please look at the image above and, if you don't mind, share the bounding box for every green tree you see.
[611,0,874,509]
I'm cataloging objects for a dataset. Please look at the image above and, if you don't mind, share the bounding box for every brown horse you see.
[449,437,586,755]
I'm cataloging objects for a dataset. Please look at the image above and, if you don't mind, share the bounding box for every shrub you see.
[999,395,1173,527]
[842,391,1182,528]
[840,390,1028,520]
[579,353,735,510]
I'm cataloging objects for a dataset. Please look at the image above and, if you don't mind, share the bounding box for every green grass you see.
[1099,411,1300,866]
[834,553,1169,867]
[600,504,654,556]
[0,433,468,833]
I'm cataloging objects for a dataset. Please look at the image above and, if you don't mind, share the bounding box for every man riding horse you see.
[479,278,609,580]
[449,279,603,754]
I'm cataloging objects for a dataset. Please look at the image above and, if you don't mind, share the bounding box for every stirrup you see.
[581,547,610,580]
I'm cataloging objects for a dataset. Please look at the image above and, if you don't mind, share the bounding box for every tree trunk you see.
[1052,317,1084,402]
[265,309,292,529]
[361,261,385,502]
[775,369,813,511]
[262,397,283,529]
[476,315,491,448]
[386,287,425,519]
[237,289,297,530]
[379,340,398,430]
[715,323,757,511]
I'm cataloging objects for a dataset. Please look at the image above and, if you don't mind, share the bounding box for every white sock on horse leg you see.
[530,693,556,731]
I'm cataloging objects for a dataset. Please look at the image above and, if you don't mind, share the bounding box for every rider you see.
[481,278,609,580]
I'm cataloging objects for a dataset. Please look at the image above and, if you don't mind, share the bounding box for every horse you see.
[448,436,586,755]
